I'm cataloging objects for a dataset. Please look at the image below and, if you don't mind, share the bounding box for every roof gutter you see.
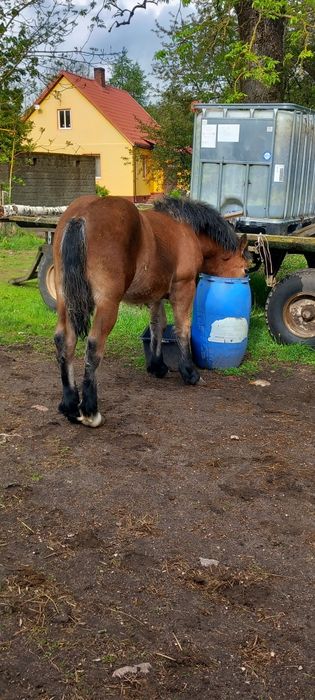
[133,146,137,203]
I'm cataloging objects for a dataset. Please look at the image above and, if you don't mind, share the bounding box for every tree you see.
[0,0,115,197]
[1,0,314,196]
[153,0,315,105]
[109,48,150,105]
[0,82,33,201]
[0,0,162,96]
[153,2,236,103]
[147,0,315,188]
[2,0,313,104]
[146,89,194,192]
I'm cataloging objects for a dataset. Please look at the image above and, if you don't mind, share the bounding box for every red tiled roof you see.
[31,70,158,148]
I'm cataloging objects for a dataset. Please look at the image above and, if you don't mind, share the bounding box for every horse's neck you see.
[199,234,220,259]
[139,214,159,255]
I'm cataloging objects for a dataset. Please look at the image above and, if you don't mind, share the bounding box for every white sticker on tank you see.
[201,121,217,148]
[208,317,248,344]
[217,123,240,143]
[274,164,285,182]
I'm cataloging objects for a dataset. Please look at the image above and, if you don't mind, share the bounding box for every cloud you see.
[66,1,192,95]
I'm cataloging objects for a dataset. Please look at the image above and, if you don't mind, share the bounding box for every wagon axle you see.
[301,306,315,322]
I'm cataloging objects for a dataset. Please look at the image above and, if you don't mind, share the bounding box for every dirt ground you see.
[0,345,314,700]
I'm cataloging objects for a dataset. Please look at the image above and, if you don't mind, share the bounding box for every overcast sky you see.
[70,0,191,97]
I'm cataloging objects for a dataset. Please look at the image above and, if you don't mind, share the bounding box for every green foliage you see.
[0,81,33,200]
[282,0,315,106]
[153,0,315,106]
[1,0,315,207]
[0,0,96,198]
[168,188,186,198]
[0,227,42,250]
[251,0,286,20]
[0,0,130,109]
[145,90,194,191]
[109,48,150,106]
[149,0,314,184]
[96,183,110,197]
[153,2,236,102]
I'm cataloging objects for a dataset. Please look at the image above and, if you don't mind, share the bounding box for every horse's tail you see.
[61,217,94,338]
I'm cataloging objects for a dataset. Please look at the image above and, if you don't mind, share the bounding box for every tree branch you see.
[109,0,158,31]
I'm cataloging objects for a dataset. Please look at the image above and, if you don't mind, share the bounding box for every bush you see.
[168,188,188,198]
[96,184,110,197]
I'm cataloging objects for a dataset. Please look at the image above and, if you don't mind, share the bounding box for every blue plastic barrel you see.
[191,275,252,369]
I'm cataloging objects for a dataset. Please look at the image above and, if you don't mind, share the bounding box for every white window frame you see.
[58,109,71,129]
[141,156,147,179]
[95,155,101,179]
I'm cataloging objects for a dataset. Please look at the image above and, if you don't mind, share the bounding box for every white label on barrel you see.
[208,317,248,344]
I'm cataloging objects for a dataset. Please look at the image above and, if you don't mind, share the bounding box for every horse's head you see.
[200,233,250,278]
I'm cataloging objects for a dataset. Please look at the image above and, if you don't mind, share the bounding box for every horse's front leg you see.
[170,280,200,385]
[147,300,168,378]
[78,299,120,427]
[54,304,80,422]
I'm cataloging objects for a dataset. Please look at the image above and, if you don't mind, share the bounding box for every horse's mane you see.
[153,196,238,252]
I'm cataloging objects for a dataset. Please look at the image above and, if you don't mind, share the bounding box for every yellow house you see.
[26,67,162,201]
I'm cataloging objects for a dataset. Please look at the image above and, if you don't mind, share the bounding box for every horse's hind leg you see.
[78,299,120,427]
[170,280,200,385]
[147,301,168,378]
[54,303,80,422]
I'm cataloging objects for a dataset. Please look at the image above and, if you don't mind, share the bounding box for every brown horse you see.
[53,195,249,427]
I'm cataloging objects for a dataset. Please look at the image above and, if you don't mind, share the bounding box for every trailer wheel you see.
[305,252,315,268]
[38,249,57,311]
[265,269,315,346]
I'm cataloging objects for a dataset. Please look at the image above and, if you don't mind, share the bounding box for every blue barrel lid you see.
[198,273,250,284]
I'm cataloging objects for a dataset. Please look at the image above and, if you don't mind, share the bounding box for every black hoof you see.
[58,401,81,423]
[147,355,169,378]
[179,363,200,385]
[58,386,80,423]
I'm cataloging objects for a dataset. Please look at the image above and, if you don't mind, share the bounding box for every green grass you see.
[0,230,314,374]
[0,224,43,251]
[232,253,315,375]
[0,264,151,360]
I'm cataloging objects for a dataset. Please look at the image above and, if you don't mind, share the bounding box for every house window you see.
[141,156,147,179]
[95,156,101,178]
[58,109,71,129]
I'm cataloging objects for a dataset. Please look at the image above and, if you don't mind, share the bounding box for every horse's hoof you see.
[59,401,81,423]
[147,358,169,378]
[180,365,200,385]
[77,411,103,428]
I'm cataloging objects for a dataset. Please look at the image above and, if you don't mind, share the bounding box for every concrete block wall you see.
[0,153,96,206]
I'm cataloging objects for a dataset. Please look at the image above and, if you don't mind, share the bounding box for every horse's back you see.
[55,196,139,237]
[54,196,143,259]
[54,196,148,302]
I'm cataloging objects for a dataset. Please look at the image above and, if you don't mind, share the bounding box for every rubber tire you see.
[38,249,57,311]
[305,252,315,268]
[265,268,315,346]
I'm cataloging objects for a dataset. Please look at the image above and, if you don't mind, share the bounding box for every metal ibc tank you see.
[190,103,315,234]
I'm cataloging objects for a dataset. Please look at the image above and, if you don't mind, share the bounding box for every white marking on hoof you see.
[77,411,103,428]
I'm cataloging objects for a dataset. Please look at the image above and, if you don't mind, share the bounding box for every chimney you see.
[94,67,106,87]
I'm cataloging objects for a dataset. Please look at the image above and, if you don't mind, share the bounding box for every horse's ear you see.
[238,233,248,254]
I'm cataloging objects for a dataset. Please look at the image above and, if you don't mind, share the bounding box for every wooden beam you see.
[241,233,315,253]
[0,204,67,217]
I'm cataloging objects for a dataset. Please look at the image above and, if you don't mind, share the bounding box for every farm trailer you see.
[1,204,315,347]
[190,102,315,346]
